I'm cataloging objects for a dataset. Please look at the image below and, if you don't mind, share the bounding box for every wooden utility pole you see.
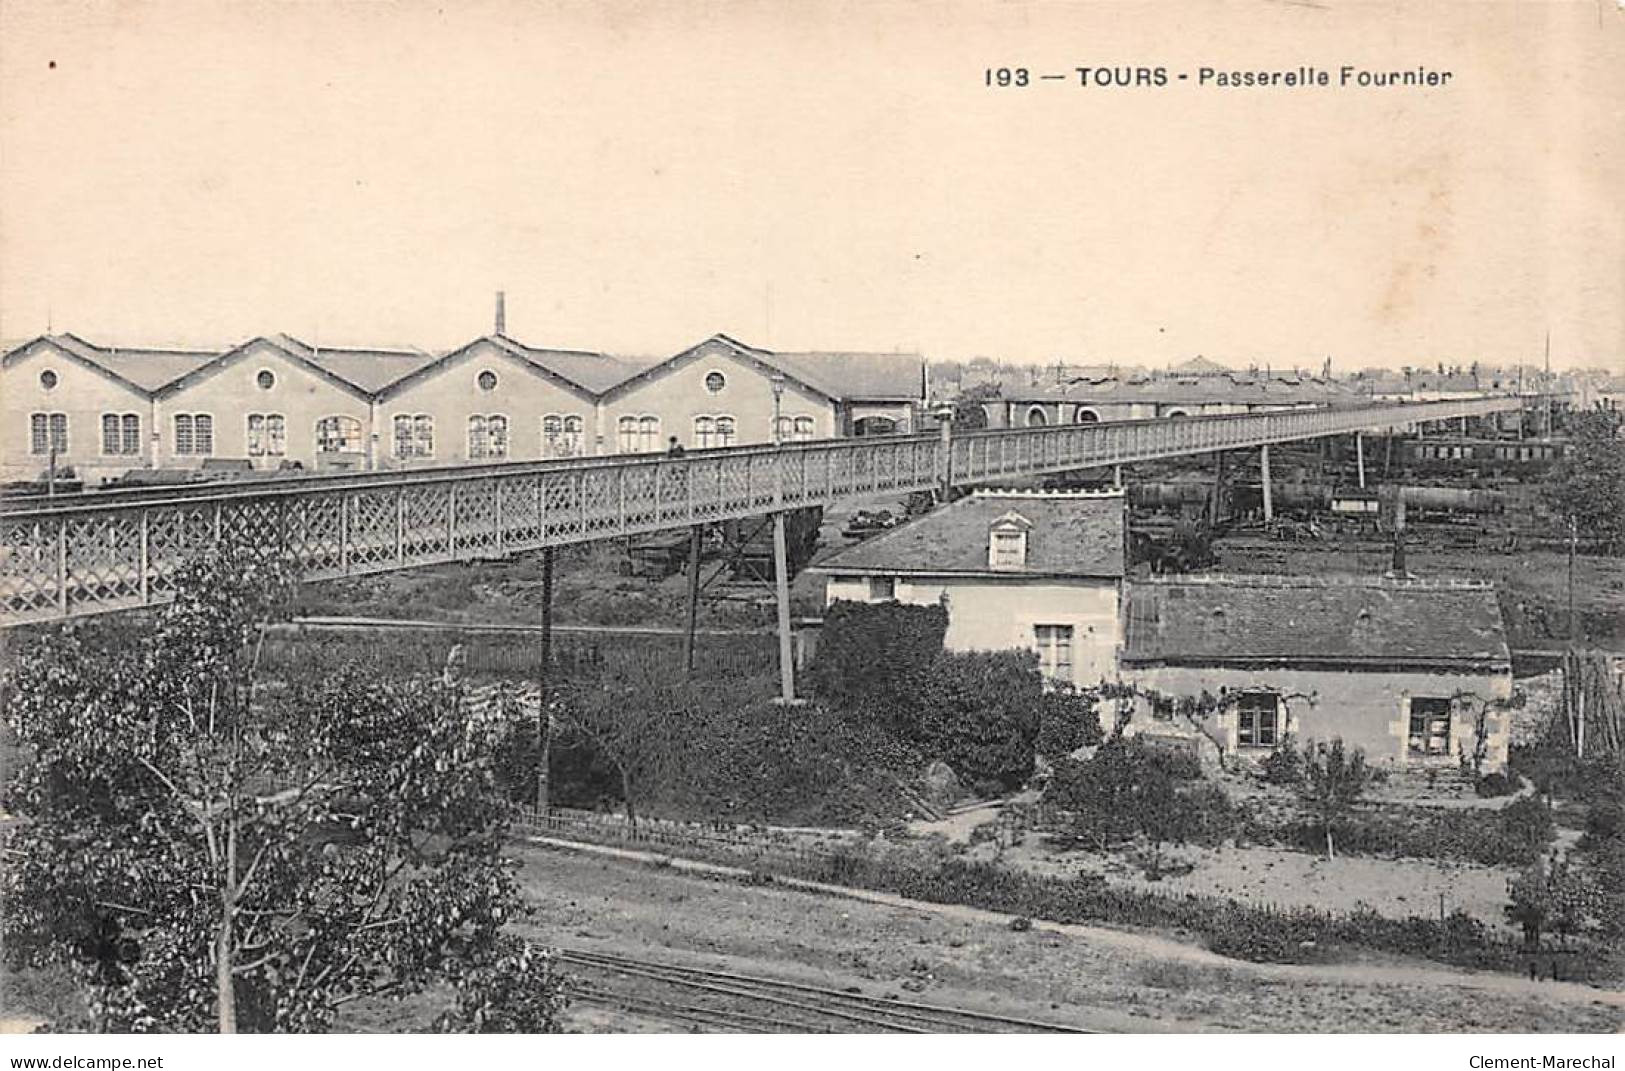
[536,546,555,811]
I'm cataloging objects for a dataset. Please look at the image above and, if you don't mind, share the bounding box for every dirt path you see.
[517,836,1622,1033]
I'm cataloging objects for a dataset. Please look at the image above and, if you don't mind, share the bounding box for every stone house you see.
[809,489,1128,688]
[1118,575,1514,772]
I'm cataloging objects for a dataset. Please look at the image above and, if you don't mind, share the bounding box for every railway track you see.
[558,946,1094,1034]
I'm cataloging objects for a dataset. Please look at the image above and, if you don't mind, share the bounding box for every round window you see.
[39,369,58,390]
[704,371,726,394]
[256,369,276,390]
[478,370,498,391]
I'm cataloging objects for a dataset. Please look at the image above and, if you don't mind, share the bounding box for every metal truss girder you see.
[0,396,1520,626]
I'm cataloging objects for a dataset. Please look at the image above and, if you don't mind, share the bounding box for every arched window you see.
[792,416,815,441]
[693,416,716,449]
[175,413,214,456]
[561,415,583,456]
[773,415,794,443]
[102,413,141,455]
[715,416,736,447]
[30,413,68,455]
[468,414,507,459]
[1165,408,1189,420]
[392,414,432,459]
[1026,406,1048,427]
[315,415,362,455]
[249,413,288,457]
[1073,408,1101,424]
[637,416,660,453]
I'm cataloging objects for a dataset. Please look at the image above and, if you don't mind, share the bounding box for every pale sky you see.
[2,0,1622,370]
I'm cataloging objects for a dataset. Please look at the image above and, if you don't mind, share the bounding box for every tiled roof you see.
[812,489,1126,578]
[488,335,660,394]
[1016,375,1362,407]
[1169,355,1231,375]
[1121,575,1510,669]
[4,334,220,392]
[750,347,925,402]
[271,334,439,393]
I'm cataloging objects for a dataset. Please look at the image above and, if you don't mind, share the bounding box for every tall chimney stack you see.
[494,291,507,336]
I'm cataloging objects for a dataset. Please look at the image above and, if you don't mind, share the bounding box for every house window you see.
[101,413,141,456]
[793,416,815,441]
[468,414,508,460]
[561,415,583,455]
[1409,697,1453,756]
[693,416,716,449]
[256,369,276,390]
[989,527,1027,568]
[247,413,287,457]
[315,415,362,455]
[715,416,736,446]
[1236,693,1280,748]
[869,576,895,601]
[1026,406,1048,427]
[638,416,660,452]
[39,369,58,391]
[705,371,726,393]
[617,416,638,452]
[392,414,433,460]
[174,413,214,456]
[774,415,794,443]
[1074,408,1100,424]
[1034,625,1075,683]
[477,370,498,391]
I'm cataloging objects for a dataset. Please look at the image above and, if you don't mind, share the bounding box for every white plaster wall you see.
[2,344,153,483]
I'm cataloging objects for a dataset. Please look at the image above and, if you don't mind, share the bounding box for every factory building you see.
[0,314,924,484]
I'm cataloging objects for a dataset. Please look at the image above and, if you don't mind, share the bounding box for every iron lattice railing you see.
[0,396,1519,626]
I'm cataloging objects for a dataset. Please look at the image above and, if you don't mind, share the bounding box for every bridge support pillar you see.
[772,512,799,705]
[1113,465,1123,489]
[1260,445,1274,522]
[536,545,556,812]
[681,524,703,678]
[1355,432,1366,489]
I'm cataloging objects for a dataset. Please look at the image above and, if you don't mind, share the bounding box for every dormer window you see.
[987,511,1032,569]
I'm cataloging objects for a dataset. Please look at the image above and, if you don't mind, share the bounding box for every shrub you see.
[1261,735,1305,786]
[1475,772,1517,798]
[1044,738,1236,852]
[1035,686,1104,760]
[916,650,1044,791]
[807,601,947,718]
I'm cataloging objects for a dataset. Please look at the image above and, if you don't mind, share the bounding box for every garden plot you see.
[957,833,1519,933]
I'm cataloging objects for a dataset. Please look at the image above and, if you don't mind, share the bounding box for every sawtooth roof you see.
[1121,575,1510,669]
[812,489,1126,578]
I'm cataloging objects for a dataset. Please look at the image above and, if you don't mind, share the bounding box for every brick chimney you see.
[494,291,507,336]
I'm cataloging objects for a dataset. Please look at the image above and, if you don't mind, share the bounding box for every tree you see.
[2,548,567,1033]
[1541,410,1625,553]
[1044,737,1218,857]
[1297,738,1373,860]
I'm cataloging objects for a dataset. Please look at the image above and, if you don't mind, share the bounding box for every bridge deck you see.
[0,397,1518,626]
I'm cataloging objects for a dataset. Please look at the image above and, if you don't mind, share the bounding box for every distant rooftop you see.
[812,488,1126,579]
[1122,574,1510,670]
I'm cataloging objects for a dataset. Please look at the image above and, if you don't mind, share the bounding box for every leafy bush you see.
[1260,734,1305,786]
[807,601,948,720]
[914,650,1044,792]
[1035,686,1104,760]
[1044,738,1236,852]
[1250,795,1556,866]
[1475,772,1517,798]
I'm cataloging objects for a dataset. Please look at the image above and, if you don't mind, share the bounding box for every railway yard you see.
[338,840,1623,1034]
